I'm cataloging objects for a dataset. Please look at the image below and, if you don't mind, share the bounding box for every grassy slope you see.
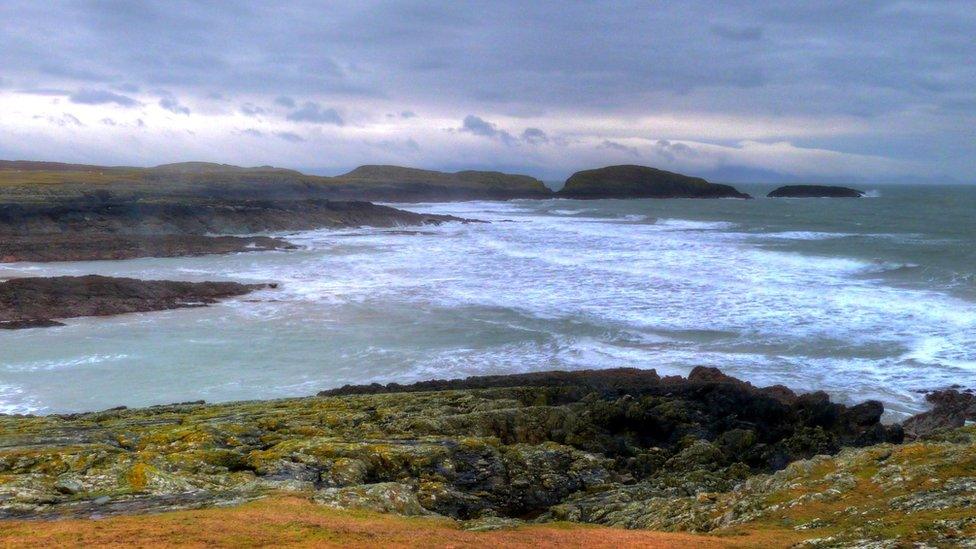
[0,496,798,548]
[0,162,549,202]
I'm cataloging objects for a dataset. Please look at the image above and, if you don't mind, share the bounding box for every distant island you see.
[0,160,753,203]
[558,164,752,199]
[768,184,865,198]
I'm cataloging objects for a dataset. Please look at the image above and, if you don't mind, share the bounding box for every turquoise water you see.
[1,185,974,418]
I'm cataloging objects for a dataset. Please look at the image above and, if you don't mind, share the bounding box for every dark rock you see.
[0,234,295,263]
[767,185,865,198]
[0,275,267,327]
[903,390,976,439]
[0,318,65,330]
[557,165,751,199]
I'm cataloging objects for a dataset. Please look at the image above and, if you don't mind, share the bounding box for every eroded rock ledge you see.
[0,275,268,329]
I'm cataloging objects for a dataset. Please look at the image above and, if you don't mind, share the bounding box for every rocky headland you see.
[767,185,865,198]
[0,275,268,329]
[557,165,752,199]
[3,366,972,546]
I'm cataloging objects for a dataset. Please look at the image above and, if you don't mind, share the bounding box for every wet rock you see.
[0,275,268,328]
[904,390,976,440]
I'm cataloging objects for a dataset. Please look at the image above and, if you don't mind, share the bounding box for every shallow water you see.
[1,185,974,418]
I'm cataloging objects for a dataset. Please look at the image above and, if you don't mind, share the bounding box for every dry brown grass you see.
[0,496,801,548]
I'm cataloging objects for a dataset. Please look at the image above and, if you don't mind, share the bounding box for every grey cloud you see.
[599,140,640,157]
[521,127,548,144]
[400,110,417,118]
[287,102,344,125]
[1,1,974,180]
[275,96,296,108]
[275,131,306,142]
[159,96,190,115]
[101,118,116,126]
[710,24,763,41]
[652,139,697,161]
[69,89,138,107]
[461,115,515,144]
[241,103,268,116]
[17,88,70,96]
[242,128,264,137]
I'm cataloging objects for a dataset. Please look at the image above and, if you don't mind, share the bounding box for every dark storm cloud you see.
[1,1,974,179]
[69,89,139,107]
[287,102,344,125]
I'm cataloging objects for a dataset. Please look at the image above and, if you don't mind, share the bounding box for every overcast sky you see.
[1,1,973,182]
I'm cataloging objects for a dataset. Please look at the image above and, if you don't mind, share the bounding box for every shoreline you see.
[1,367,973,546]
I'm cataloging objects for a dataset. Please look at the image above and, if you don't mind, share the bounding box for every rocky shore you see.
[0,367,972,545]
[0,275,268,329]
[0,234,294,263]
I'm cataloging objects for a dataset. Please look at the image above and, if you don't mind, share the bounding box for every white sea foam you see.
[2,198,974,414]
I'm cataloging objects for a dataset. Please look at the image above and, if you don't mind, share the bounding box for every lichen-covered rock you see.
[313,482,429,516]
[0,366,934,544]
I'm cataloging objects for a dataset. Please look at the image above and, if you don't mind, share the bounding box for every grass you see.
[0,496,802,548]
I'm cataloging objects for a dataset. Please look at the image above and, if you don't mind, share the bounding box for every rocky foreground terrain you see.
[1,367,973,546]
[0,275,268,329]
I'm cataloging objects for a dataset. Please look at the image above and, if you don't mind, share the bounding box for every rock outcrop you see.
[0,234,294,263]
[558,165,751,199]
[767,185,865,198]
[0,367,899,520]
[903,389,976,440]
[0,275,267,329]
[0,198,466,237]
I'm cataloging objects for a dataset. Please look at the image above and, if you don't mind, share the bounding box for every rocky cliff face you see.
[558,165,751,199]
[767,185,865,198]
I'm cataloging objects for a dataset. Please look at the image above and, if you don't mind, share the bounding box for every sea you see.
[1,184,974,420]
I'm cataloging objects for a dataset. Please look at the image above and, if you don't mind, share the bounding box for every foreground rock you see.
[0,367,899,521]
[558,165,751,199]
[767,185,865,198]
[0,234,294,263]
[903,389,976,440]
[0,275,266,329]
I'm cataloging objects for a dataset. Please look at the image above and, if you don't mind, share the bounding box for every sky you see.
[1,1,974,183]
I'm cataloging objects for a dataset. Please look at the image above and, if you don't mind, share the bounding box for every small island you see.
[767,185,865,198]
[557,165,751,199]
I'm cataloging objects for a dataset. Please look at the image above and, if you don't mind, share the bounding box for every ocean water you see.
[1,184,974,419]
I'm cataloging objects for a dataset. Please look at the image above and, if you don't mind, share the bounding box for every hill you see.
[559,165,751,199]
